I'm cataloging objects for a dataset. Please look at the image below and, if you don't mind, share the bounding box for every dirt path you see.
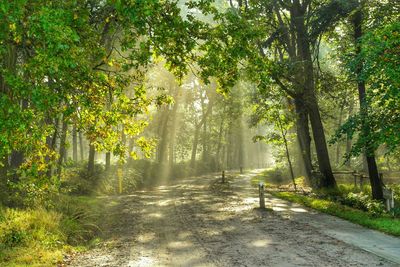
[67,171,396,267]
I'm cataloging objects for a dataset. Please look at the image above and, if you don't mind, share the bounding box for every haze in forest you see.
[0,0,399,266]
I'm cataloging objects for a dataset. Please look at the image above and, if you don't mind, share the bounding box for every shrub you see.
[341,192,386,216]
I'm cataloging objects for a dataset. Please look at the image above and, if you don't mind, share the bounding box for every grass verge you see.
[0,196,105,266]
[271,191,400,237]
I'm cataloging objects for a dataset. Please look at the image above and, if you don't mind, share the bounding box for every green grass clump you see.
[0,208,65,266]
[272,191,400,236]
[0,196,104,266]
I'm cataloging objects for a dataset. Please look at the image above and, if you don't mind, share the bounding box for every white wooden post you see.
[383,188,394,212]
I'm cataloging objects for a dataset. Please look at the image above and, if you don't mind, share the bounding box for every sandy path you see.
[67,171,396,267]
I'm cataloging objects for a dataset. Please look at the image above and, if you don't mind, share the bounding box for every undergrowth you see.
[0,196,104,266]
[272,191,400,236]
[254,168,400,235]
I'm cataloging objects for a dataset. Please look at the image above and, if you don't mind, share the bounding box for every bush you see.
[341,192,386,216]
[61,163,105,195]
[96,166,143,195]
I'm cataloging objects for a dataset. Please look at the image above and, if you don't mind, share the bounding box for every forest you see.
[0,0,399,266]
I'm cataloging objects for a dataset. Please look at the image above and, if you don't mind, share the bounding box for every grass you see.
[0,196,105,266]
[252,168,400,236]
[271,191,400,237]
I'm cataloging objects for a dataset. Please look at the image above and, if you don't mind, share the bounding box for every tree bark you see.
[345,97,354,167]
[79,131,84,161]
[292,1,336,188]
[191,126,200,168]
[72,125,78,162]
[157,108,170,164]
[105,152,111,171]
[352,8,383,200]
[88,144,95,175]
[336,104,344,166]
[294,97,313,183]
[168,89,179,167]
[216,109,226,170]
[56,120,68,180]
[190,99,213,168]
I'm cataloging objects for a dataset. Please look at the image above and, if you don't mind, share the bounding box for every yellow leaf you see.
[9,23,16,31]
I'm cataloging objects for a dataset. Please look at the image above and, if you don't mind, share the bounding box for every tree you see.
[189,0,361,188]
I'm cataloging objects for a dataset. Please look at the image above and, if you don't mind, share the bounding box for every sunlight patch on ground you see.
[128,256,155,267]
[243,197,259,204]
[203,229,222,237]
[250,239,271,248]
[273,203,288,207]
[167,241,193,249]
[272,206,287,212]
[222,225,236,232]
[147,212,163,218]
[178,231,192,239]
[137,233,156,243]
[289,207,308,213]
[157,199,172,206]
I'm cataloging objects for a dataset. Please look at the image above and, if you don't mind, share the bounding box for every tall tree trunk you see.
[168,90,179,168]
[72,125,78,162]
[216,112,225,170]
[345,97,354,167]
[336,104,344,166]
[201,95,208,162]
[157,109,169,164]
[293,1,336,188]
[352,9,383,200]
[56,120,68,180]
[191,126,200,168]
[46,117,60,178]
[79,131,84,161]
[127,139,134,165]
[105,152,111,171]
[190,99,213,169]
[226,126,233,170]
[294,97,313,183]
[238,121,244,169]
[88,144,95,175]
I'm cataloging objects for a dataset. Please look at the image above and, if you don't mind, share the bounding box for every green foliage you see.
[341,192,386,217]
[0,196,105,266]
[0,207,65,265]
[250,167,290,187]
[0,0,207,205]
[332,21,400,157]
